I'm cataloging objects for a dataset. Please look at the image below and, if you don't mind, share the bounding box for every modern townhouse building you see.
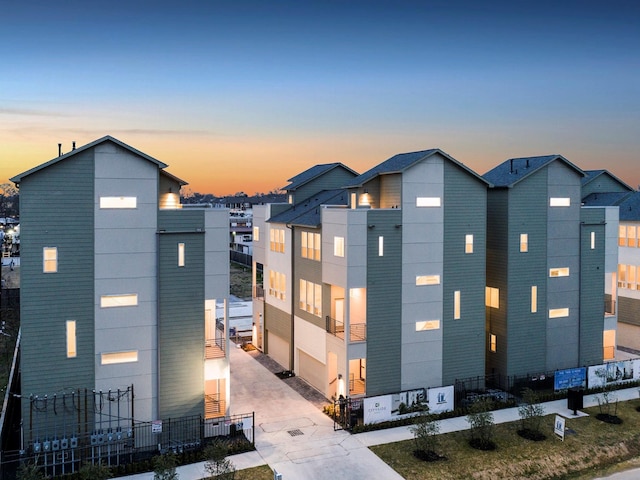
[253,150,490,399]
[11,136,230,453]
[581,170,639,353]
[482,156,616,380]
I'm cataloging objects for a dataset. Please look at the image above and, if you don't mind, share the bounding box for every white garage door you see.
[298,349,326,395]
[267,332,290,370]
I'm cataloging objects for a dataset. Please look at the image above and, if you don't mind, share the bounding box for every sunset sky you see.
[2,1,638,195]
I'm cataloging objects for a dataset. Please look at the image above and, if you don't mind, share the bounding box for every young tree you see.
[466,397,496,450]
[203,439,236,479]
[16,462,46,480]
[78,461,113,480]
[517,388,546,440]
[409,409,441,460]
[153,451,179,480]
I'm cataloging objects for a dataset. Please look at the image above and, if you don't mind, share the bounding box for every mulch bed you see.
[413,450,447,462]
[596,413,623,424]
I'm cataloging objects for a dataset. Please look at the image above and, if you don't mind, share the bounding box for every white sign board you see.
[427,385,455,413]
[363,395,393,424]
[152,420,162,434]
[554,415,565,441]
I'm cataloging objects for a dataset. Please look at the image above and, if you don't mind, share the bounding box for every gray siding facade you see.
[442,161,487,384]
[19,150,96,432]
[366,209,402,395]
[157,210,206,418]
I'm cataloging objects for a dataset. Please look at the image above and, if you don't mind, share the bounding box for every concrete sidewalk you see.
[122,346,640,480]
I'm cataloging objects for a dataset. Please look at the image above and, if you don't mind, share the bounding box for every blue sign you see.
[554,367,586,391]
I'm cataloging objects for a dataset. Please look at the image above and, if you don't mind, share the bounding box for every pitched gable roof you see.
[10,135,175,184]
[582,169,634,191]
[619,192,640,221]
[268,189,349,227]
[343,148,490,188]
[283,163,358,191]
[482,155,584,187]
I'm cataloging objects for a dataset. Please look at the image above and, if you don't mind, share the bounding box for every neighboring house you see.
[10,136,230,453]
[581,170,639,353]
[483,156,617,380]
[253,151,490,399]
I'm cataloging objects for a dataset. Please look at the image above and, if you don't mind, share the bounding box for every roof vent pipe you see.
[526,159,529,168]
[510,159,513,173]
[58,143,62,156]
[72,141,76,150]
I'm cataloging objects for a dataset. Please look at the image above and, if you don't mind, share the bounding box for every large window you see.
[618,264,640,289]
[100,294,138,308]
[549,267,570,277]
[268,270,286,300]
[253,226,260,242]
[100,196,137,209]
[301,231,321,260]
[66,321,76,358]
[269,228,285,253]
[43,247,58,273]
[101,351,138,365]
[619,225,639,248]
[485,287,499,309]
[334,236,345,257]
[299,279,322,317]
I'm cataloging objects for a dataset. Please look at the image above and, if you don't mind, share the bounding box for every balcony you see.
[605,298,616,316]
[205,393,226,419]
[326,316,366,342]
[253,285,264,299]
[205,336,226,359]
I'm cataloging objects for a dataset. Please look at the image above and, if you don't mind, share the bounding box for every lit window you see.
[416,320,440,331]
[301,232,321,260]
[619,226,627,247]
[628,226,637,248]
[270,228,285,253]
[590,231,596,250]
[549,197,570,207]
[288,194,293,204]
[101,351,139,365]
[100,294,138,308]
[465,234,473,254]
[269,270,286,300]
[43,247,58,273]
[378,236,384,256]
[350,192,357,209]
[531,286,537,313]
[253,226,260,242]
[100,196,137,209]
[334,236,345,257]
[490,334,497,352]
[619,264,627,288]
[549,267,570,277]
[66,321,76,358]
[416,197,441,207]
[549,308,569,318]
[454,291,461,320]
[520,234,528,253]
[416,275,440,285]
[178,243,185,267]
[485,287,499,309]
[299,279,322,317]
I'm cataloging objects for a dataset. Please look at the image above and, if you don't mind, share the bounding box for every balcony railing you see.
[254,285,264,299]
[326,316,366,342]
[205,393,227,419]
[605,298,616,316]
[205,336,226,359]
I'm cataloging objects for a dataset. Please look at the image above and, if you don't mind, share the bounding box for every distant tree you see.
[0,183,18,218]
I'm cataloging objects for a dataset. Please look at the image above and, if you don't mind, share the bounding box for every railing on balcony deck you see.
[326,316,366,342]
[205,336,226,359]
[605,298,616,316]
[205,393,227,419]
[349,374,366,396]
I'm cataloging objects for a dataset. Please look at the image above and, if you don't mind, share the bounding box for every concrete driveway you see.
[229,345,404,480]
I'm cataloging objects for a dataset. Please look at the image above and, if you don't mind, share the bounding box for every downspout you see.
[287,224,295,372]
[155,230,161,419]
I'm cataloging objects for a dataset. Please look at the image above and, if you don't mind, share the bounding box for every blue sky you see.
[2,1,638,194]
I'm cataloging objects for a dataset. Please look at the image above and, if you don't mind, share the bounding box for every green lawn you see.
[370,399,640,480]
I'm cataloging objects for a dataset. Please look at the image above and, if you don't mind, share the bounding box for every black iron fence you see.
[0,412,254,479]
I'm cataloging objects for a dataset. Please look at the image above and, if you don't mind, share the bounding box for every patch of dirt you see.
[517,429,547,441]
[596,413,623,424]
[469,438,497,451]
[413,450,447,462]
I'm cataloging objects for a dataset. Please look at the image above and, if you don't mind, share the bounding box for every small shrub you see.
[16,462,46,480]
[409,410,444,461]
[78,461,113,480]
[153,451,179,480]
[517,388,547,441]
[467,397,496,451]
[204,439,236,479]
